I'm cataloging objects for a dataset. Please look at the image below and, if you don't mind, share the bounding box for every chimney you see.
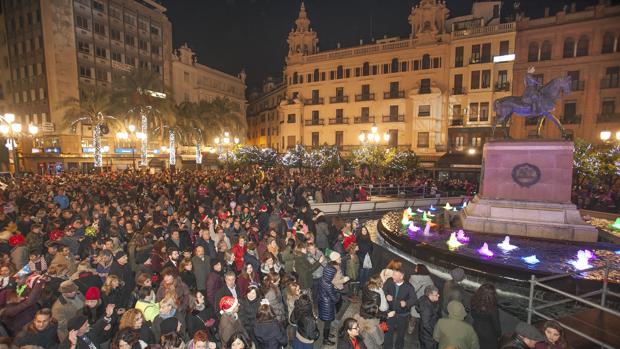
[570,2,576,12]
[544,7,550,17]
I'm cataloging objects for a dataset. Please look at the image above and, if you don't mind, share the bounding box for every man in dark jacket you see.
[416,285,441,349]
[109,251,134,309]
[383,266,416,349]
[14,308,60,349]
[500,322,545,349]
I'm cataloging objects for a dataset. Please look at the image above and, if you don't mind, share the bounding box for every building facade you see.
[246,77,286,150]
[0,0,172,173]
[511,2,620,141]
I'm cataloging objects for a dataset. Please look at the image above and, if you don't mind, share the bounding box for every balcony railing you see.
[329,96,349,103]
[494,82,511,92]
[570,80,585,91]
[304,97,324,105]
[435,144,447,152]
[600,78,619,89]
[328,117,349,125]
[561,115,582,124]
[451,87,466,95]
[382,114,405,122]
[355,93,375,101]
[384,91,405,99]
[597,113,620,123]
[353,116,375,124]
[304,119,325,126]
[469,56,492,64]
[419,87,432,94]
[450,118,464,126]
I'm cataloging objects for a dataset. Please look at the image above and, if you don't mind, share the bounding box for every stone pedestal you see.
[461,140,598,242]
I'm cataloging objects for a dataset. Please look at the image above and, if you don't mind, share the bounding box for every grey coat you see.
[191,255,210,292]
[354,315,384,349]
[315,221,329,249]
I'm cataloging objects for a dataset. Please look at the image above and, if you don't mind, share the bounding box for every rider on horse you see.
[522,66,542,116]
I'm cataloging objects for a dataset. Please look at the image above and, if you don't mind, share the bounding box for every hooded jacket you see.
[433,301,480,349]
[317,265,340,321]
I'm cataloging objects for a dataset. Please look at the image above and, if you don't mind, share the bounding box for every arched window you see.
[292,72,298,84]
[391,58,399,73]
[576,36,589,56]
[563,38,575,58]
[540,41,552,61]
[303,44,308,55]
[422,54,431,69]
[362,62,369,76]
[602,32,615,54]
[527,42,539,62]
[336,65,343,79]
[313,69,320,81]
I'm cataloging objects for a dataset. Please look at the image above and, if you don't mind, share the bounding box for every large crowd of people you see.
[0,169,572,349]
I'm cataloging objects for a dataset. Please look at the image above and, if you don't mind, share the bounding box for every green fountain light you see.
[609,218,620,231]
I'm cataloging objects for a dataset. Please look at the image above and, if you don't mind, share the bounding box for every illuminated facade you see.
[246,77,286,150]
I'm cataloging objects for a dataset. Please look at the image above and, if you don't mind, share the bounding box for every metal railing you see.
[382,114,405,122]
[328,117,349,125]
[304,119,324,126]
[353,116,375,124]
[310,196,466,216]
[304,97,324,105]
[383,91,405,99]
[355,93,375,101]
[329,96,349,103]
[527,263,620,349]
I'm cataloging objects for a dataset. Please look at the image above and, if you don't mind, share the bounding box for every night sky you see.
[161,0,612,92]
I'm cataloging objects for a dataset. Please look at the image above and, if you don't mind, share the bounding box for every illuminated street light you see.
[468,148,477,155]
[128,124,136,133]
[600,130,611,141]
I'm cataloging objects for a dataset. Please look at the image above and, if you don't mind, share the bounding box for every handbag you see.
[363,253,372,269]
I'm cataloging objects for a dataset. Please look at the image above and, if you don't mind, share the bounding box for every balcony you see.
[469,56,492,64]
[597,113,620,123]
[382,114,405,122]
[451,87,466,95]
[304,97,324,105]
[435,144,447,152]
[561,115,582,124]
[329,95,349,103]
[328,117,349,125]
[353,116,375,124]
[419,87,432,94]
[355,93,375,101]
[494,82,511,92]
[304,119,325,126]
[450,118,464,126]
[600,78,619,89]
[384,91,405,99]
[570,80,585,91]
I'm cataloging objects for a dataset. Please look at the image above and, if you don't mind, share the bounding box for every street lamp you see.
[600,130,620,142]
[116,124,142,169]
[359,123,390,145]
[213,131,240,164]
[0,113,39,175]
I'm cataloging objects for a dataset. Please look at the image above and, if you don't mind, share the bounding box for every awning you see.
[436,152,482,169]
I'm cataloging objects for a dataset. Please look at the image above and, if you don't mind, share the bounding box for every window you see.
[422,54,430,69]
[564,101,577,117]
[391,58,399,73]
[336,65,343,79]
[335,131,343,148]
[480,102,489,122]
[138,19,147,31]
[138,39,148,51]
[93,1,104,12]
[389,129,398,148]
[314,69,320,81]
[336,87,343,97]
[287,114,296,123]
[497,70,508,85]
[453,136,464,150]
[420,78,431,94]
[576,36,589,56]
[361,84,370,97]
[321,72,326,81]
[481,43,491,62]
[94,22,106,36]
[150,25,161,36]
[471,71,480,89]
[110,28,121,41]
[382,64,388,74]
[454,74,463,90]
[139,60,148,69]
[499,40,509,56]
[312,132,319,147]
[563,38,575,58]
[390,105,399,118]
[355,67,361,77]
[453,104,462,118]
[79,66,91,78]
[469,103,479,122]
[602,32,616,54]
[401,61,407,72]
[471,44,481,63]
[604,66,619,87]
[96,69,107,81]
[417,132,429,148]
[260,129,265,136]
[362,62,369,76]
[528,42,539,62]
[372,65,378,75]
[124,13,136,26]
[125,34,135,46]
[125,56,135,66]
[390,81,399,94]
[95,47,106,58]
[540,41,552,61]
[78,41,90,53]
[602,98,615,115]
[76,15,88,29]
[432,57,441,69]
[472,137,482,147]
[335,109,344,121]
[455,46,464,67]
[481,70,491,88]
[311,111,319,123]
[110,51,121,62]
[110,6,121,19]
[418,105,431,117]
[361,107,369,120]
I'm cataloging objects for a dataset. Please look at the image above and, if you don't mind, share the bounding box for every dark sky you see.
[160,0,610,92]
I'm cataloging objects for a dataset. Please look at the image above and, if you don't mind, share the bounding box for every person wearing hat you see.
[109,250,135,309]
[433,301,480,349]
[442,267,469,318]
[60,306,114,349]
[52,280,85,341]
[9,233,29,270]
[500,322,545,349]
[217,295,246,346]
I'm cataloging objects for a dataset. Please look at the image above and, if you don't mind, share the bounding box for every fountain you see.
[401,212,411,226]
[416,208,424,213]
[522,255,541,265]
[447,232,463,249]
[423,221,431,236]
[422,212,431,222]
[462,201,468,208]
[408,222,420,233]
[456,229,470,243]
[429,205,437,211]
[427,211,435,217]
[569,250,594,271]
[444,202,453,210]
[477,243,494,257]
[609,218,620,231]
[497,236,518,252]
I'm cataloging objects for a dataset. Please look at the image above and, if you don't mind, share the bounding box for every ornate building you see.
[246,77,286,150]
[511,2,620,141]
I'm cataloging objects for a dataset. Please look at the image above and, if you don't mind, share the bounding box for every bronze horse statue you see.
[492,75,572,139]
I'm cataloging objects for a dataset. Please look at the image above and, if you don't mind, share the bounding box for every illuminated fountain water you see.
[447,232,463,250]
[522,255,541,265]
[456,229,470,243]
[416,208,424,213]
[497,236,518,252]
[427,211,435,217]
[477,242,494,257]
[609,218,620,231]
[423,221,432,236]
[444,202,452,210]
[569,249,595,271]
[408,222,420,234]
[429,205,437,211]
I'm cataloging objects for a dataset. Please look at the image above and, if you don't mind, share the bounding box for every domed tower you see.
[286,2,319,64]
[408,0,449,44]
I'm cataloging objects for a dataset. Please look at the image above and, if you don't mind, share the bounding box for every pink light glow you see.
[477,243,494,257]
[456,229,470,243]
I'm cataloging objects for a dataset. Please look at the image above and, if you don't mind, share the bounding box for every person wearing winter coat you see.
[317,263,340,346]
[433,301,480,349]
[383,266,416,349]
[192,246,210,293]
[280,239,296,274]
[312,210,329,249]
[238,284,261,343]
[293,242,324,291]
[52,280,85,342]
[1,274,45,336]
[134,286,160,323]
[261,272,286,323]
[118,308,157,345]
[336,317,368,349]
[290,294,319,349]
[409,264,435,333]
[218,296,247,347]
[416,285,441,349]
[253,302,288,349]
[14,308,60,349]
[442,267,469,318]
[205,259,224,308]
[186,291,217,339]
[151,295,186,342]
[353,302,384,349]
[356,226,373,288]
[471,283,501,349]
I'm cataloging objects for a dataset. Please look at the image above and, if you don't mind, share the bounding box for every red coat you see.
[231,244,247,272]
[343,234,357,251]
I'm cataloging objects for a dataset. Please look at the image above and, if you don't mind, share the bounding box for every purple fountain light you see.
[456,229,470,243]
[477,243,494,257]
[408,222,420,233]
[569,250,594,270]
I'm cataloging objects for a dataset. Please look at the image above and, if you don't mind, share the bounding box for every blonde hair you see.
[119,309,143,330]
[101,275,120,295]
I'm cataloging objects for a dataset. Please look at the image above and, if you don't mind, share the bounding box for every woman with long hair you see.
[290,294,319,349]
[379,259,402,283]
[260,252,282,277]
[284,281,301,322]
[147,240,168,274]
[261,272,286,323]
[128,272,153,308]
[111,328,143,349]
[356,226,373,288]
[185,290,216,339]
[353,301,384,349]
[337,317,367,349]
[119,308,156,344]
[253,303,288,349]
[179,258,197,292]
[471,283,501,349]
[227,332,252,349]
[238,284,261,344]
[101,275,123,309]
[236,262,259,298]
[535,320,571,349]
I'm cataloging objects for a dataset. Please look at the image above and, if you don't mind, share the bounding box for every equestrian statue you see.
[492,67,572,139]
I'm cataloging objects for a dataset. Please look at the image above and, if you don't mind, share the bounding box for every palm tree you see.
[176,101,207,165]
[62,88,120,170]
[112,68,173,167]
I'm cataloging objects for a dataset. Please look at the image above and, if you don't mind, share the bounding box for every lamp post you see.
[0,113,38,175]
[600,130,620,143]
[116,124,145,170]
[214,131,240,165]
[359,123,390,145]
